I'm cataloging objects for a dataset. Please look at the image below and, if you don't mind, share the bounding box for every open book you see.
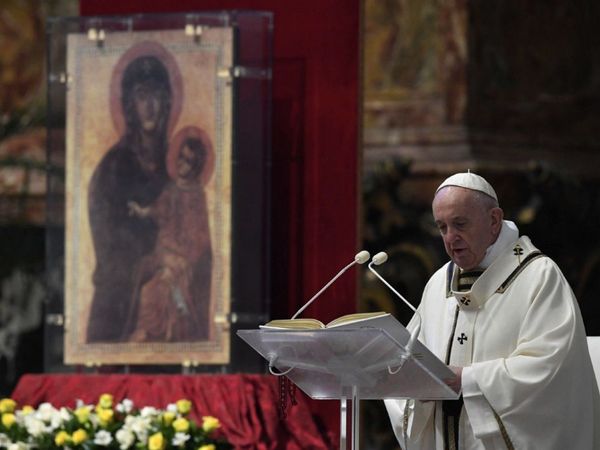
[253,311,460,398]
[260,311,390,330]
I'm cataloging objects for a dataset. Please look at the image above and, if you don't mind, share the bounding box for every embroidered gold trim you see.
[496,251,544,293]
[446,415,457,450]
[402,400,410,447]
[445,306,460,365]
[493,411,515,450]
[446,262,455,297]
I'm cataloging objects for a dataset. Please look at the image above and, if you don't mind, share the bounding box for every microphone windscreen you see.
[372,252,388,265]
[355,250,371,264]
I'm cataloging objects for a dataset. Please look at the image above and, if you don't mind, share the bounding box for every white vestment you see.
[385,226,600,449]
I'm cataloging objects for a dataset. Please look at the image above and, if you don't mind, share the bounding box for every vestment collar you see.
[479,220,519,269]
[448,236,541,309]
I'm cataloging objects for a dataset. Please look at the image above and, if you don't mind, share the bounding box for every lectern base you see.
[340,386,360,450]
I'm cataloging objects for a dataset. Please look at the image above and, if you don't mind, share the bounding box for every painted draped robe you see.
[385,233,600,449]
[123,182,212,342]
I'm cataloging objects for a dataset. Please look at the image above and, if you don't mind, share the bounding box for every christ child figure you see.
[124,136,213,342]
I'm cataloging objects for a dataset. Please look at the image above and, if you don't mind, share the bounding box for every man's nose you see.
[446,227,459,242]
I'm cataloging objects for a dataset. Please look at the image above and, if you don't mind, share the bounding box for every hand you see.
[127,201,141,216]
[445,365,463,392]
[128,201,149,217]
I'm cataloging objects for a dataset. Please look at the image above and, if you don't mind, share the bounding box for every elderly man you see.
[385,172,600,449]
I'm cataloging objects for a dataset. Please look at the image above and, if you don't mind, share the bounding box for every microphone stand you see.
[290,251,370,319]
[368,252,422,364]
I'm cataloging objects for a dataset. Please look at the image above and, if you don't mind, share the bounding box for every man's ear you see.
[490,207,504,234]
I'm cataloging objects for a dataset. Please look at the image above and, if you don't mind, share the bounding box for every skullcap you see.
[435,172,498,202]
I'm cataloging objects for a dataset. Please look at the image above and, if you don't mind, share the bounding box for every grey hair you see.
[472,189,499,210]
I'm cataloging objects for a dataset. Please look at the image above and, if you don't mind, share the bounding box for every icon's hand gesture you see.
[127,201,149,217]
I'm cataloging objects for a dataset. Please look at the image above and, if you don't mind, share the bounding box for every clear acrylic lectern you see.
[237,325,460,450]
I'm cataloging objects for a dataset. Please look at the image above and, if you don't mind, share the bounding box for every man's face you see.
[432,187,502,270]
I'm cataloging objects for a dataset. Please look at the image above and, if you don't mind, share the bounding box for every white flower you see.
[130,416,151,433]
[8,442,28,450]
[59,407,71,423]
[33,405,66,431]
[135,431,148,445]
[14,412,27,425]
[129,416,151,443]
[88,411,100,429]
[23,416,45,437]
[48,408,67,431]
[115,429,136,450]
[94,430,113,446]
[139,407,158,418]
[124,415,136,426]
[171,432,190,446]
[166,403,178,414]
[0,434,11,446]
[35,403,56,422]
[116,399,134,414]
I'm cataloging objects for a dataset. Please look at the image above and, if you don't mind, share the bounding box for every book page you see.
[260,318,325,330]
[327,311,389,328]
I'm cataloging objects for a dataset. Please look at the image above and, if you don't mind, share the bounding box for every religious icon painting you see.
[63,27,233,365]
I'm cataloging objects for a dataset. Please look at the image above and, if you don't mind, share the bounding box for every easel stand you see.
[238,326,459,450]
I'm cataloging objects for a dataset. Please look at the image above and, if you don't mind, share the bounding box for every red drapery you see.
[11,374,333,450]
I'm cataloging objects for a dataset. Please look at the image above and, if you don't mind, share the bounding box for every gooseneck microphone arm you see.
[368,252,422,356]
[290,250,371,320]
[367,252,417,314]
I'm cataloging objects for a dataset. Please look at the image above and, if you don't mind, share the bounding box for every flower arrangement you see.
[0,395,232,450]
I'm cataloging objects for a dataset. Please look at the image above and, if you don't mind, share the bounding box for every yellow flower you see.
[21,405,34,415]
[2,413,15,428]
[98,408,114,426]
[198,445,215,450]
[75,406,91,423]
[176,399,192,415]
[148,432,166,450]
[72,429,88,445]
[162,411,176,426]
[98,394,113,409]
[201,416,220,433]
[172,417,189,433]
[0,399,16,414]
[55,431,71,446]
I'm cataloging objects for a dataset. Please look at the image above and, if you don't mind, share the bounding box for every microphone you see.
[290,250,370,319]
[368,251,422,359]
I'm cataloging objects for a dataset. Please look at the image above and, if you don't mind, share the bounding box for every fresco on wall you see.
[363,0,467,137]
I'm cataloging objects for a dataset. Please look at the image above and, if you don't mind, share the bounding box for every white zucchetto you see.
[435,172,498,202]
